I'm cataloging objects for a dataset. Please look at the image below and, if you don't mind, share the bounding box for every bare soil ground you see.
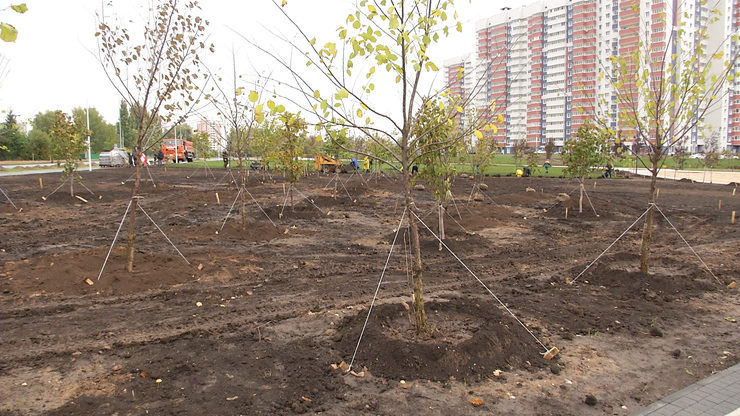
[1,166,738,415]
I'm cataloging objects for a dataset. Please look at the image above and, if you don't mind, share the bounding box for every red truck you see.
[162,139,196,163]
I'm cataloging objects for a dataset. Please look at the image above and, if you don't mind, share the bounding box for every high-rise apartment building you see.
[447,0,738,153]
[196,119,226,153]
[721,0,740,152]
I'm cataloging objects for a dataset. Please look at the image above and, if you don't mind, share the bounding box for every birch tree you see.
[249,0,496,333]
[595,6,737,273]
[96,0,212,272]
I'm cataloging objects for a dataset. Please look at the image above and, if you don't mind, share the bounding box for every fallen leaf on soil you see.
[196,302,203,307]
[246,291,253,296]
[112,365,121,371]
[350,370,365,377]
[725,317,737,323]
[226,396,238,401]
[338,361,349,372]
[400,301,410,311]
[301,396,312,402]
[728,281,737,289]
[84,279,94,286]
[493,370,502,377]
[469,398,484,407]
[155,379,162,383]
[140,371,148,378]
[197,263,203,271]
[399,380,409,389]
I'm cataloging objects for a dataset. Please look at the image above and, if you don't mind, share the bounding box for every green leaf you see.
[336,88,349,100]
[0,23,18,42]
[313,90,321,99]
[248,90,259,103]
[11,4,28,13]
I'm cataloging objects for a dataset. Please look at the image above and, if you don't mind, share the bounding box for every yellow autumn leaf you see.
[473,130,483,139]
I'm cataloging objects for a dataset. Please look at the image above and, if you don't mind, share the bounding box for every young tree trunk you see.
[404,168,427,334]
[639,166,659,274]
[125,162,142,273]
[579,180,584,214]
[69,172,74,198]
[290,185,294,212]
[240,168,248,230]
[438,204,445,251]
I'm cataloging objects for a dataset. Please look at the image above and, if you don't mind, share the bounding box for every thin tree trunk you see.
[125,162,141,273]
[404,169,427,334]
[639,167,658,274]
[579,180,584,214]
[438,204,445,251]
[290,185,294,212]
[69,172,74,198]
[240,168,248,230]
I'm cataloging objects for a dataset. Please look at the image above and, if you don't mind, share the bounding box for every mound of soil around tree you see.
[335,297,550,382]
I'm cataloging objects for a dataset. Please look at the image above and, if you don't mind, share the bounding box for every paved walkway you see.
[632,363,740,416]
[618,168,740,185]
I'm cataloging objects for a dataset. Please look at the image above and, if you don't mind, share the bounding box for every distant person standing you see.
[156,149,164,165]
[222,150,229,169]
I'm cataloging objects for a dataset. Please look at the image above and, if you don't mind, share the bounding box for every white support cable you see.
[292,187,327,215]
[323,174,338,190]
[144,163,156,187]
[348,208,407,372]
[570,205,653,284]
[581,187,598,216]
[137,203,190,265]
[219,187,244,233]
[445,207,473,235]
[278,184,291,219]
[448,192,464,220]
[0,186,18,209]
[78,178,97,196]
[242,187,277,228]
[96,199,133,281]
[43,177,70,199]
[122,170,136,184]
[411,211,550,353]
[338,177,355,201]
[651,203,723,285]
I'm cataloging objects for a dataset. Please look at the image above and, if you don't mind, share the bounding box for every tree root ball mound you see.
[2,247,199,296]
[183,221,284,241]
[335,297,549,382]
[580,265,718,301]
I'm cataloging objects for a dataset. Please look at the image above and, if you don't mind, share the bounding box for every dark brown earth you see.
[1,166,738,415]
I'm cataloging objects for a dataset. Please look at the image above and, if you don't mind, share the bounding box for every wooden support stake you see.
[39,177,43,189]
[565,207,569,219]
[282,183,285,195]
[215,192,220,205]
[732,211,736,225]
[656,188,660,199]
[393,199,398,215]
[593,181,597,190]
[718,200,722,211]
[733,187,736,196]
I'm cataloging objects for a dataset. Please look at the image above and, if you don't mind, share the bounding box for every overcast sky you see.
[0,0,517,128]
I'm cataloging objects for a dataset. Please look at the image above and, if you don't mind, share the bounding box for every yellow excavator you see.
[314,155,346,173]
